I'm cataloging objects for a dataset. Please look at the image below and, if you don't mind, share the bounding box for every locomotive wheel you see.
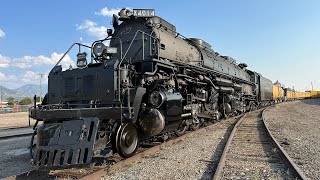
[223,113,229,119]
[175,123,188,136]
[115,123,139,158]
[190,117,201,131]
[190,122,200,131]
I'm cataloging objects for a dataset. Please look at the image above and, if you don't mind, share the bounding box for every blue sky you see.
[0,0,320,91]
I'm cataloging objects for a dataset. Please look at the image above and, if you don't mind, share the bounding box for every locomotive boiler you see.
[29,8,272,168]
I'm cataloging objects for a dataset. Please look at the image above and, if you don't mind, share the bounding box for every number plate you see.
[133,9,155,17]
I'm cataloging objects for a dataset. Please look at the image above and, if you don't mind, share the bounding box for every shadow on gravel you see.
[300,98,320,106]
[199,122,235,180]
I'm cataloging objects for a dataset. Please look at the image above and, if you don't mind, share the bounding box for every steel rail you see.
[6,114,240,179]
[80,115,242,180]
[0,133,33,140]
[0,127,33,140]
[262,109,307,180]
[212,108,307,180]
[6,117,230,179]
[212,114,246,180]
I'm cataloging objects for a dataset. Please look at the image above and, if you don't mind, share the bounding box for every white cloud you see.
[50,52,74,69]
[0,53,75,88]
[0,54,10,68]
[0,72,6,80]
[77,20,109,39]
[0,28,5,38]
[22,55,54,65]
[95,7,121,17]
[0,53,74,71]
[15,62,32,68]
[77,20,96,30]
[7,75,17,81]
[21,71,38,83]
[7,52,73,69]
[20,71,48,85]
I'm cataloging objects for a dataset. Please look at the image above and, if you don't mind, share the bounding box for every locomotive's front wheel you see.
[115,123,139,158]
[175,123,188,136]
[190,117,201,131]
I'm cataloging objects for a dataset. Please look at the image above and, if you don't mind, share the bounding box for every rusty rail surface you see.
[262,109,307,180]
[212,114,246,179]
[212,108,307,180]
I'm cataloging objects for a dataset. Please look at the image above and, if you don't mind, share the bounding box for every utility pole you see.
[311,82,314,91]
[37,73,45,103]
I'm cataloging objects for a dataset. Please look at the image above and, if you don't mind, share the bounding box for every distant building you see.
[0,101,8,107]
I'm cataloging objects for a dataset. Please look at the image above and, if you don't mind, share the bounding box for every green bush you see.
[20,97,32,105]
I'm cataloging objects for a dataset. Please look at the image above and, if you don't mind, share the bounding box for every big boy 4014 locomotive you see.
[29,8,274,167]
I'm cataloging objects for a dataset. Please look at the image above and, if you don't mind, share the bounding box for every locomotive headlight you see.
[92,42,106,57]
[148,91,165,108]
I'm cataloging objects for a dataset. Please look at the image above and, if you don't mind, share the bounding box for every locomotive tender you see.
[29,8,273,167]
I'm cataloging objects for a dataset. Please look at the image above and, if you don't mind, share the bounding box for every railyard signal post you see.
[37,73,45,103]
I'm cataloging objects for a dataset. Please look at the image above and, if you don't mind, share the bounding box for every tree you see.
[20,97,32,105]
[7,96,15,105]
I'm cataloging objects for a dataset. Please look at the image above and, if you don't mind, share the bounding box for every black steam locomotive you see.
[29,8,272,167]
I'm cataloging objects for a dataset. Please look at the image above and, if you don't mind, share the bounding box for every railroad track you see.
[7,115,240,180]
[0,127,33,140]
[213,109,307,180]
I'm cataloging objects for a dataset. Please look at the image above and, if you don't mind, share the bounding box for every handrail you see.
[117,30,159,101]
[118,30,159,68]
[116,30,159,124]
[110,37,124,59]
[53,43,91,69]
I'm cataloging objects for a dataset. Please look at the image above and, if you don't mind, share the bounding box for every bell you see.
[118,8,130,21]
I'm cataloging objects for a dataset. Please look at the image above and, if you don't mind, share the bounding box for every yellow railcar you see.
[304,91,311,99]
[310,91,320,98]
[292,91,296,99]
[285,89,295,100]
[296,92,303,99]
[272,84,284,102]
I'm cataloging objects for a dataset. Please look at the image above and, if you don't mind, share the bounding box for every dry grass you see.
[0,112,36,129]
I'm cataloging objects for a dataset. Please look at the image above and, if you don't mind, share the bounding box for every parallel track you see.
[8,108,307,179]
[213,109,307,180]
[7,116,240,180]
[0,127,33,140]
[0,133,32,140]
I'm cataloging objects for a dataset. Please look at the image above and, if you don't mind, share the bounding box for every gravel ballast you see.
[0,112,35,129]
[0,136,32,178]
[105,118,237,180]
[264,99,320,179]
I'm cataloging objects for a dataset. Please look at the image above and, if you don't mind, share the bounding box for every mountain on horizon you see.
[0,84,48,102]
[13,84,48,97]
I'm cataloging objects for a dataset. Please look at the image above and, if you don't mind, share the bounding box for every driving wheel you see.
[175,123,188,136]
[115,123,139,158]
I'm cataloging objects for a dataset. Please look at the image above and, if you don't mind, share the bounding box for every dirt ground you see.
[264,99,320,179]
[0,112,36,129]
